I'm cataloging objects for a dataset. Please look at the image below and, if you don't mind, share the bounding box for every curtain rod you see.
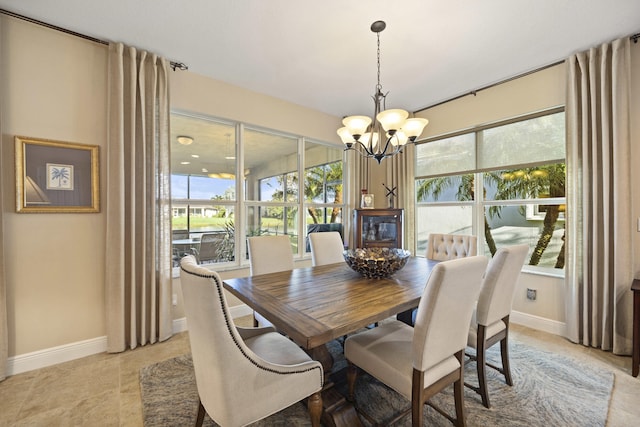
[0,8,188,71]
[416,31,640,113]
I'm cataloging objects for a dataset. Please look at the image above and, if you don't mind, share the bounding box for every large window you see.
[303,141,344,253]
[415,109,565,272]
[171,112,344,268]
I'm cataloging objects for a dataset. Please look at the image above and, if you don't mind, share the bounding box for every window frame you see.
[414,107,566,276]
[170,111,345,272]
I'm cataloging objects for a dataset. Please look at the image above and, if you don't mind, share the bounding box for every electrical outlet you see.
[526,288,537,301]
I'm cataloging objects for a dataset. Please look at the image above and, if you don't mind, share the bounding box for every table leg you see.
[310,345,364,427]
[633,289,639,377]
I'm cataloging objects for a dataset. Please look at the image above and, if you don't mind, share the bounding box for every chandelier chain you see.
[376,32,382,92]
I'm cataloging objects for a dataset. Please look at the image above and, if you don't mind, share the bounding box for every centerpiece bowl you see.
[343,247,411,279]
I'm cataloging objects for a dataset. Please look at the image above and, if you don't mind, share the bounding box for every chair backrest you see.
[475,244,528,327]
[412,256,488,371]
[247,235,294,275]
[179,255,269,425]
[309,231,345,266]
[198,233,225,263]
[426,233,477,261]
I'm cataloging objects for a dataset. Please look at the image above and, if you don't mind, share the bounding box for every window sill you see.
[521,264,565,279]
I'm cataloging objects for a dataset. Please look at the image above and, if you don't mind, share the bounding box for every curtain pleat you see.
[0,16,8,381]
[346,150,369,248]
[106,43,172,352]
[388,144,416,251]
[565,37,632,354]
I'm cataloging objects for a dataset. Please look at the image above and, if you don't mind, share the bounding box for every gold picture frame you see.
[15,136,99,213]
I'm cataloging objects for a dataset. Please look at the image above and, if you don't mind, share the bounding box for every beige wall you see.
[1,17,108,355]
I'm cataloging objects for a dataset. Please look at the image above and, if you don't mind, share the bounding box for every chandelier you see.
[337,21,428,164]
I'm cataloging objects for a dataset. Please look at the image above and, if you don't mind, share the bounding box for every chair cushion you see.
[345,321,460,399]
[467,308,507,348]
[244,331,314,366]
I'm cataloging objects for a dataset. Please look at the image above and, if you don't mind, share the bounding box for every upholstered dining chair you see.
[398,233,478,326]
[465,244,528,408]
[345,256,488,427]
[247,235,295,327]
[180,255,323,427]
[309,231,345,266]
[426,233,477,260]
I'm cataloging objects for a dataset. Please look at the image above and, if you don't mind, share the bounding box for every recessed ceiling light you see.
[225,156,236,160]
[180,161,190,165]
[177,135,193,145]
[191,154,200,158]
[202,168,208,173]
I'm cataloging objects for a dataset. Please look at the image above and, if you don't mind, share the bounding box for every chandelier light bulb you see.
[337,127,355,146]
[392,130,409,146]
[342,115,372,139]
[401,118,429,139]
[376,109,409,133]
[359,131,379,149]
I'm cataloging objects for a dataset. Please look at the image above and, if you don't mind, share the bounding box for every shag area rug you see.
[140,339,613,426]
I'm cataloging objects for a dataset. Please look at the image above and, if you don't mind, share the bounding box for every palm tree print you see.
[49,166,71,188]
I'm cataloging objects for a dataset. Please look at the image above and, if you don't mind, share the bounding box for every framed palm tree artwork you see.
[15,136,99,213]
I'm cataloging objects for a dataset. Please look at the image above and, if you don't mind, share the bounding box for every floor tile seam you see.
[13,371,41,422]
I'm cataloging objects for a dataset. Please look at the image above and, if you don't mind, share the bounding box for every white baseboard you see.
[7,305,253,376]
[6,336,108,376]
[511,310,566,337]
[172,317,188,333]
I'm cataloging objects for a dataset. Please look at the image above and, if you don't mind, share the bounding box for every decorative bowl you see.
[343,247,411,279]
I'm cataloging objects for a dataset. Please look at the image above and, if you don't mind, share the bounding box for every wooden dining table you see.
[223,256,439,427]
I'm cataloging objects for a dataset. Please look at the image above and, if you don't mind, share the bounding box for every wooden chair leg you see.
[307,391,323,427]
[454,351,466,427]
[500,334,513,386]
[453,378,465,427]
[476,325,490,408]
[346,362,358,401]
[411,369,425,427]
[195,400,206,427]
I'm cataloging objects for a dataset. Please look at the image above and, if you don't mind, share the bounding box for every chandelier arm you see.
[357,140,375,156]
[379,135,395,158]
[343,141,375,158]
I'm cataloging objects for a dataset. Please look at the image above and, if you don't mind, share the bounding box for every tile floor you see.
[1,320,639,426]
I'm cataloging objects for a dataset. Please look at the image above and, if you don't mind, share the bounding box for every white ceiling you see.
[1,0,639,119]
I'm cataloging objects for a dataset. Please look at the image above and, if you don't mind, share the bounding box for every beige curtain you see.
[105,43,173,352]
[387,143,416,251]
[346,150,370,247]
[0,17,8,381]
[565,37,633,354]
